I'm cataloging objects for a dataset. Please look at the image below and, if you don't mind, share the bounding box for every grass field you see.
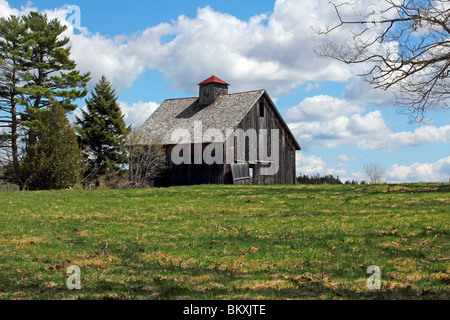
[0,183,448,300]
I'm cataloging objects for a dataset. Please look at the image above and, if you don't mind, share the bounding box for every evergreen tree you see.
[0,16,30,189]
[21,12,90,114]
[75,76,131,184]
[23,100,83,190]
[0,12,90,189]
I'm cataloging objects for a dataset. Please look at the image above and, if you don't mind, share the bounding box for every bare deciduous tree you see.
[363,163,386,184]
[126,130,167,188]
[316,0,450,121]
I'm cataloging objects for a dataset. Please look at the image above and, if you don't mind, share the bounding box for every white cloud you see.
[287,95,450,152]
[0,0,21,17]
[348,110,388,134]
[296,153,348,178]
[145,2,354,94]
[296,153,326,175]
[343,77,393,107]
[1,0,360,95]
[350,171,366,180]
[118,101,159,129]
[338,154,358,162]
[387,157,450,182]
[286,95,364,122]
[70,100,159,129]
[69,33,147,92]
[391,125,450,147]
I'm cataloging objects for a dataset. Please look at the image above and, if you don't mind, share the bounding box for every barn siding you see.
[161,144,225,187]
[231,94,297,185]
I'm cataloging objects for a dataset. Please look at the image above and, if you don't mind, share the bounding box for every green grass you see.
[0,183,448,300]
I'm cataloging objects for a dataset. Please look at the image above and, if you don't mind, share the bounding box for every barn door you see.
[230,163,251,185]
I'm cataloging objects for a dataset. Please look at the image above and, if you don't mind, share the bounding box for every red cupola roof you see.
[198,75,230,86]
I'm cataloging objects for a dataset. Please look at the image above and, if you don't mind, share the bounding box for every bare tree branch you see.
[126,129,167,188]
[316,0,450,122]
[364,163,386,184]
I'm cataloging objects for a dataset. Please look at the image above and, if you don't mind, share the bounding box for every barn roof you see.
[132,89,301,150]
[133,90,263,145]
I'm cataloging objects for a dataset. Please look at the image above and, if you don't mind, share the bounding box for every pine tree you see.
[75,76,131,184]
[0,16,30,189]
[21,12,90,114]
[0,12,90,189]
[23,100,83,190]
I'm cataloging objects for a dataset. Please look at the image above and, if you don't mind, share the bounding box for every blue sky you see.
[2,0,450,182]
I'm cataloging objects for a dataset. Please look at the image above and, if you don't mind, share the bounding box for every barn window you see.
[259,100,264,117]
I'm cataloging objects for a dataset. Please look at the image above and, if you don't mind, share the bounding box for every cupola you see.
[198,75,229,105]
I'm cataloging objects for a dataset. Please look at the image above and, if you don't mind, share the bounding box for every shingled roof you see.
[133,89,266,145]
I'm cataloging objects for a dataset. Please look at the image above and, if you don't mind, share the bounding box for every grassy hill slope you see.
[0,183,448,299]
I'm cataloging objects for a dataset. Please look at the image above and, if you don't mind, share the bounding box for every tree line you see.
[296,174,366,185]
[0,12,160,190]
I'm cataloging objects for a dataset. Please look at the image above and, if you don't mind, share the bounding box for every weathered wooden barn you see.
[132,76,300,186]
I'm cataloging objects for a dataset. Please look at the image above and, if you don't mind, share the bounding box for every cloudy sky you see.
[2,0,450,182]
